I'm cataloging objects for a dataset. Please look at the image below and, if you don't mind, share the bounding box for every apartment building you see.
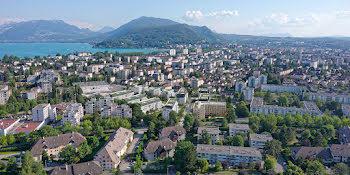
[176,88,188,105]
[124,94,147,104]
[85,97,112,114]
[250,97,322,116]
[0,119,20,135]
[48,161,102,175]
[190,78,204,88]
[140,98,162,113]
[229,124,250,136]
[159,126,186,142]
[291,144,350,163]
[261,84,306,94]
[32,104,57,122]
[144,139,176,161]
[342,104,350,118]
[101,104,132,118]
[197,144,262,165]
[193,101,226,119]
[308,92,350,104]
[197,127,220,144]
[162,98,179,120]
[249,134,273,149]
[339,126,350,145]
[62,103,84,126]
[110,90,134,100]
[94,128,133,170]
[0,85,11,105]
[31,132,86,161]
[247,74,267,88]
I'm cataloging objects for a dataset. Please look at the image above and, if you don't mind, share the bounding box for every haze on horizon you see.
[1,0,350,37]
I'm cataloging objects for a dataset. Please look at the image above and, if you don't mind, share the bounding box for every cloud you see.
[183,10,238,21]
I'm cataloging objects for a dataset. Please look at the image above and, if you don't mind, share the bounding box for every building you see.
[235,81,246,93]
[94,128,133,170]
[48,161,102,175]
[339,126,350,145]
[162,98,179,120]
[144,139,176,161]
[0,119,20,135]
[291,144,350,163]
[63,103,84,126]
[85,97,112,114]
[190,78,204,88]
[0,85,11,105]
[197,127,220,144]
[110,90,134,100]
[101,104,132,118]
[229,124,250,136]
[32,104,57,122]
[182,49,189,55]
[124,94,147,104]
[10,121,45,135]
[342,104,350,118]
[193,101,226,119]
[169,49,176,56]
[30,132,86,161]
[159,126,186,142]
[140,98,163,113]
[197,144,262,165]
[261,84,305,94]
[250,97,322,116]
[87,64,104,74]
[176,88,188,105]
[242,87,254,101]
[247,75,267,88]
[249,134,273,149]
[308,92,350,104]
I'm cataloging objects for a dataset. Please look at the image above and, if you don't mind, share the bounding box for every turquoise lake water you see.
[0,43,161,58]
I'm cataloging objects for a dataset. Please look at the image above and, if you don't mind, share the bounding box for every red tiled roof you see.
[0,119,19,130]
[13,121,43,132]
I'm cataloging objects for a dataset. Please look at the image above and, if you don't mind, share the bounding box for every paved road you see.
[119,127,148,173]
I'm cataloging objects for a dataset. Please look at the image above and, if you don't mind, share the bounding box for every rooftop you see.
[249,134,273,142]
[197,144,262,157]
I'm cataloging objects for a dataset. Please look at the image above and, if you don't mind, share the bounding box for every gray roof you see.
[197,144,262,157]
[48,161,102,175]
[198,127,220,135]
[144,139,176,154]
[249,134,273,142]
[229,124,250,131]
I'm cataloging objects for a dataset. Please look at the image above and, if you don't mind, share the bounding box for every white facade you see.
[140,98,163,113]
[85,97,112,114]
[63,103,84,126]
[0,85,11,105]
[169,49,176,56]
[176,88,188,105]
[162,98,178,120]
[32,104,57,122]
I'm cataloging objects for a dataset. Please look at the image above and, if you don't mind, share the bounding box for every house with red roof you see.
[0,119,20,136]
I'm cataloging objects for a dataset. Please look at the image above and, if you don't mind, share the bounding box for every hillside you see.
[0,20,98,42]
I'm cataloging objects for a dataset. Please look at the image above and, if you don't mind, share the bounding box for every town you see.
[0,42,349,175]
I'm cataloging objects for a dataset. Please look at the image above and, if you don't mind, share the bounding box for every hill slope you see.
[0,20,98,42]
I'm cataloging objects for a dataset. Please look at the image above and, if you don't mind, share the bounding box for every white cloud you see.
[183,10,238,21]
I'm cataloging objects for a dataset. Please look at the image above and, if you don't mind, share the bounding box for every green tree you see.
[278,95,289,106]
[264,91,274,104]
[264,157,276,171]
[232,135,244,147]
[332,163,349,175]
[226,104,237,123]
[20,151,46,175]
[6,134,16,145]
[59,145,79,164]
[222,118,228,128]
[284,161,303,175]
[167,111,178,126]
[214,161,222,172]
[88,136,99,149]
[42,150,49,166]
[95,126,105,140]
[6,157,19,175]
[197,158,209,172]
[78,141,92,159]
[236,102,250,118]
[260,114,277,133]
[264,139,282,157]
[174,141,197,172]
[199,130,213,145]
[0,135,8,146]
[278,125,296,145]
[306,160,327,175]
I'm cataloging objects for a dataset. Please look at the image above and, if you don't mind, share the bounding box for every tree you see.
[278,95,289,107]
[7,157,19,175]
[6,134,16,145]
[59,145,79,164]
[20,151,46,175]
[197,158,209,172]
[95,126,105,140]
[222,118,228,128]
[264,91,274,104]
[236,102,250,118]
[284,161,304,175]
[232,135,244,147]
[312,132,327,147]
[147,121,156,139]
[214,161,222,171]
[260,114,277,133]
[0,161,5,171]
[226,104,236,123]
[264,157,276,171]
[78,141,92,159]
[306,160,327,175]
[332,163,349,175]
[278,125,296,145]
[167,111,178,126]
[183,114,195,133]
[174,141,197,172]
[88,136,99,149]
[42,150,49,166]
[264,140,282,157]
[199,130,213,145]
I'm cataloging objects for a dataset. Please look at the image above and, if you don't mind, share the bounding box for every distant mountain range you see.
[1,17,350,49]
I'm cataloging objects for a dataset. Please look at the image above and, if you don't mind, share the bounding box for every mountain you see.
[97,26,115,33]
[262,33,293,37]
[95,16,223,48]
[0,20,99,42]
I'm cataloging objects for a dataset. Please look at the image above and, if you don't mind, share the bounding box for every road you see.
[118,127,148,174]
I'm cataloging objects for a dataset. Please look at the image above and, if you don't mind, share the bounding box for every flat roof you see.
[197,144,262,157]
[0,119,19,130]
[13,121,43,132]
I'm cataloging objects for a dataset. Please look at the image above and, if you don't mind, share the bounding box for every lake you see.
[0,43,161,58]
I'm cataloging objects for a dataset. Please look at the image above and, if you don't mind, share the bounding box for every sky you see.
[1,0,350,37]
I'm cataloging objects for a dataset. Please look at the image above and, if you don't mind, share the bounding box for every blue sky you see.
[1,0,350,37]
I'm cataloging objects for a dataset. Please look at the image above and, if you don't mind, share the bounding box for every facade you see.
[144,139,176,161]
[190,78,204,88]
[197,127,220,144]
[242,87,254,101]
[0,85,11,105]
[249,134,273,149]
[342,104,350,118]
[85,97,112,114]
[197,144,262,165]
[291,144,350,163]
[261,84,305,94]
[32,104,57,122]
[169,49,176,56]
[193,101,226,119]
[140,98,162,113]
[30,132,86,161]
[124,94,147,104]
[229,124,250,136]
[247,75,267,88]
[63,103,84,126]
[176,88,188,105]
[94,128,133,170]
[0,119,20,136]
[250,97,322,116]
[10,121,45,135]
[308,92,350,104]
[48,161,102,175]
[162,98,179,120]
[101,104,132,118]
[110,90,134,100]
[235,81,246,93]
[339,126,350,145]
[159,126,186,142]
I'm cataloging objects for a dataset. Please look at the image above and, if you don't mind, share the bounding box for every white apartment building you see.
[32,104,57,122]
[87,64,104,74]
[249,134,273,149]
[0,85,11,105]
[229,124,250,136]
[342,104,350,118]
[94,128,133,170]
[124,94,148,104]
[197,127,220,144]
[247,75,267,88]
[176,88,188,105]
[62,103,84,126]
[308,92,350,104]
[110,90,134,100]
[162,98,179,120]
[140,98,163,113]
[169,49,176,56]
[197,144,262,165]
[101,104,132,118]
[0,119,20,136]
[261,84,306,94]
[85,97,112,114]
[190,78,204,88]
[193,101,226,119]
